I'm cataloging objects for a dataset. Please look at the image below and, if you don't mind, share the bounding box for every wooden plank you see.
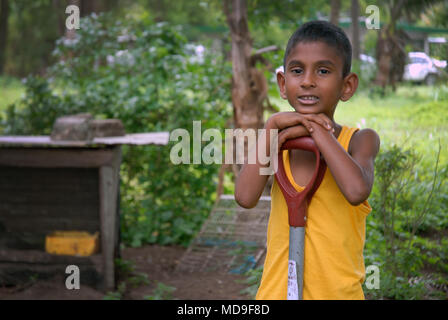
[1,217,99,233]
[98,146,121,291]
[0,136,93,147]
[0,249,102,265]
[0,148,117,168]
[0,132,170,147]
[219,194,271,201]
[93,132,170,145]
[0,261,103,288]
[0,203,99,218]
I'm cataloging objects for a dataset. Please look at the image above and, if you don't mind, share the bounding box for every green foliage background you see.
[2,13,232,247]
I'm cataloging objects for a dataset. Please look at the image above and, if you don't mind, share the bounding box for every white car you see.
[403,52,446,85]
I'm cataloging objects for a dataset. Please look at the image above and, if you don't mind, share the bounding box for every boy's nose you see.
[301,72,316,88]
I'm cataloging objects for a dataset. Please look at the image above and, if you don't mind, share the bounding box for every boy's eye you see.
[318,69,330,75]
[291,68,303,74]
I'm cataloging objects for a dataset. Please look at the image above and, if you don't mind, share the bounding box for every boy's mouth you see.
[297,95,319,105]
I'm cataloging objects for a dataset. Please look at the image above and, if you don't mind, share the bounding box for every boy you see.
[234,21,380,300]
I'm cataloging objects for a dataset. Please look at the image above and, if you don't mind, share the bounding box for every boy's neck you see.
[333,123,343,140]
[319,113,341,139]
[325,114,341,139]
[316,111,340,138]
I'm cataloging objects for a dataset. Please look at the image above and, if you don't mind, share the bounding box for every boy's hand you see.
[304,113,335,131]
[304,113,336,134]
[266,112,334,150]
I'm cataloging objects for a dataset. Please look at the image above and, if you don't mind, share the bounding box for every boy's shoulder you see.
[348,127,380,157]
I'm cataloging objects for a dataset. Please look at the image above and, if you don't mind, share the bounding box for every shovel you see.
[274,137,327,300]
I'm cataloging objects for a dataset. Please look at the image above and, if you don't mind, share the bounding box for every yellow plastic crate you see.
[45,231,99,257]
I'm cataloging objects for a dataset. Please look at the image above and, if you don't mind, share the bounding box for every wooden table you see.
[0,133,169,291]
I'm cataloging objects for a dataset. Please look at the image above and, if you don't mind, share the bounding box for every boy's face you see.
[277,41,358,119]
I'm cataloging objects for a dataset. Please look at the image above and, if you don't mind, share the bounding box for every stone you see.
[50,113,94,141]
[90,119,125,138]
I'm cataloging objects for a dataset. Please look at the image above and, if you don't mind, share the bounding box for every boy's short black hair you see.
[283,20,352,78]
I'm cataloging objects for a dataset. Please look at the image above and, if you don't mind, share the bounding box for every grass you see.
[0,76,25,118]
[338,85,447,166]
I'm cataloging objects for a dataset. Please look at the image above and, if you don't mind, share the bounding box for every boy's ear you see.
[340,72,359,101]
[276,71,288,100]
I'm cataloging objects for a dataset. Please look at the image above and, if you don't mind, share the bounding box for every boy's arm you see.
[308,120,380,206]
[234,126,276,209]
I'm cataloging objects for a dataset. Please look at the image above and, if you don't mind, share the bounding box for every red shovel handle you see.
[275,137,327,227]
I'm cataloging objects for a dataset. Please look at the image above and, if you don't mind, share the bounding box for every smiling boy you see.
[234,21,380,299]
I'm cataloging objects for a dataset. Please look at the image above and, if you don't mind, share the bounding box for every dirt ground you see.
[0,245,253,300]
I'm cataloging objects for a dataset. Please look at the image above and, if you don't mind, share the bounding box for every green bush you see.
[364,143,447,299]
[2,13,232,247]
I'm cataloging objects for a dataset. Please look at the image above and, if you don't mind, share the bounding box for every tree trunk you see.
[65,0,81,40]
[351,0,360,61]
[81,0,97,16]
[224,0,264,132]
[0,0,10,75]
[374,0,407,89]
[374,26,392,89]
[80,0,113,16]
[53,0,67,37]
[330,0,341,26]
[220,0,271,198]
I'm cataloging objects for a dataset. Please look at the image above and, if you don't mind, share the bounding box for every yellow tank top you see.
[256,125,372,300]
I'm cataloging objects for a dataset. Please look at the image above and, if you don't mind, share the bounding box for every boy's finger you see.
[272,112,302,129]
[308,113,333,129]
[316,113,334,129]
[301,118,314,133]
[278,125,310,148]
[302,114,332,130]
